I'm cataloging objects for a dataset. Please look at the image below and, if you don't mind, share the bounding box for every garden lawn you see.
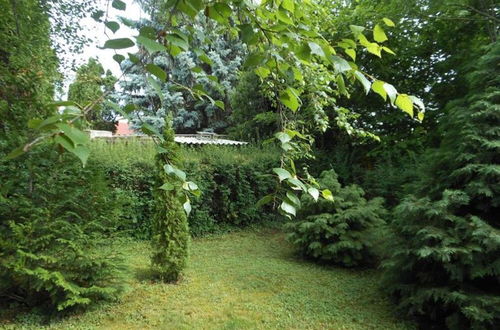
[0,228,414,329]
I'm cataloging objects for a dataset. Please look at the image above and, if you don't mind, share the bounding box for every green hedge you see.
[90,141,281,238]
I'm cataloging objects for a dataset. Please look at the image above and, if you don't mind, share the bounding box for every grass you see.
[0,228,414,329]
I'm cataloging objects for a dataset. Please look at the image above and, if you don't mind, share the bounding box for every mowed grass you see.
[1,229,414,329]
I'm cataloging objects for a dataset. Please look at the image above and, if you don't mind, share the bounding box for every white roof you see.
[174,136,248,145]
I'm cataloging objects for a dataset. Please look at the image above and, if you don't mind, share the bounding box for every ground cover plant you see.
[0,229,415,329]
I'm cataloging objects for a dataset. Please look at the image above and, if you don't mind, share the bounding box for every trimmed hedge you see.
[90,141,281,238]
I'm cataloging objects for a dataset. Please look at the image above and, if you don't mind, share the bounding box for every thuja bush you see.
[285,170,386,267]
[150,119,189,282]
[90,141,280,237]
[0,150,126,311]
[384,43,500,329]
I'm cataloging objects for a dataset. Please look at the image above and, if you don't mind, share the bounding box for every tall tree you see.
[68,58,118,131]
[384,42,500,329]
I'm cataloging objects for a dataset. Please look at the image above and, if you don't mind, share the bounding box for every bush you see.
[0,150,126,312]
[384,43,500,329]
[90,140,281,237]
[285,170,386,267]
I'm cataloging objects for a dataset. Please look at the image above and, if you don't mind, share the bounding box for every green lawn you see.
[1,229,414,329]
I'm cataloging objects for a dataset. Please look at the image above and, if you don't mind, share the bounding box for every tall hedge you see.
[384,42,500,329]
[91,141,280,238]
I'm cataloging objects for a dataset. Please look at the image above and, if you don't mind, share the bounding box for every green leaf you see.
[56,123,89,145]
[282,0,295,12]
[147,76,164,102]
[383,17,396,27]
[214,3,231,17]
[5,146,25,160]
[308,187,319,201]
[372,80,387,101]
[382,46,396,55]
[166,34,189,51]
[280,200,296,216]
[239,24,257,45]
[113,54,125,64]
[345,48,356,61]
[417,111,425,121]
[159,183,175,191]
[145,63,167,81]
[354,71,371,94]
[214,100,225,110]
[322,189,334,201]
[136,35,167,53]
[349,25,365,35]
[308,41,325,57]
[103,38,134,49]
[277,9,293,25]
[254,66,271,78]
[286,191,300,207]
[198,53,213,65]
[287,178,307,191]
[373,24,388,43]
[72,145,90,167]
[112,0,126,10]
[141,123,164,141]
[273,168,292,181]
[183,200,192,216]
[256,194,273,208]
[366,43,382,57]
[395,94,414,117]
[105,21,120,33]
[279,87,300,112]
[410,95,425,112]
[330,55,351,73]
[383,83,398,105]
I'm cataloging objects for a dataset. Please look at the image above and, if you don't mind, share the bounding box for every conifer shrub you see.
[384,43,500,329]
[285,170,386,267]
[0,150,126,311]
[150,118,190,282]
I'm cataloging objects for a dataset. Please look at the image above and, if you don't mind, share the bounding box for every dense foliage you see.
[150,118,190,282]
[90,141,281,238]
[67,58,118,131]
[384,42,500,329]
[285,170,386,267]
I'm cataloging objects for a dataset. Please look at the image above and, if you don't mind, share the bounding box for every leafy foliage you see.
[67,58,118,131]
[150,117,190,282]
[285,170,386,267]
[89,140,281,238]
[384,42,500,329]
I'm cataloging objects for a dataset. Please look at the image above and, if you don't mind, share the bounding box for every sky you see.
[62,0,146,87]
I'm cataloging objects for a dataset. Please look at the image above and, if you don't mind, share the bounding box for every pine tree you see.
[384,42,500,329]
[150,115,190,282]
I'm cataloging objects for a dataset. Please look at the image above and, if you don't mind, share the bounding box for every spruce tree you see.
[384,42,500,329]
[151,116,190,282]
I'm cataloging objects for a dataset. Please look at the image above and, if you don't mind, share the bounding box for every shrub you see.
[285,170,386,267]
[384,43,500,329]
[0,150,126,311]
[90,141,281,238]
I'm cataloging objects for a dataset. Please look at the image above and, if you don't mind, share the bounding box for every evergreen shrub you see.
[384,43,500,329]
[285,169,386,267]
[0,150,126,311]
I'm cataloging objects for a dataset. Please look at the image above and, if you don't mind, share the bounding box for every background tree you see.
[384,42,500,329]
[68,58,118,131]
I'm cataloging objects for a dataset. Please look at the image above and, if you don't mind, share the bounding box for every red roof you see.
[115,120,135,136]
